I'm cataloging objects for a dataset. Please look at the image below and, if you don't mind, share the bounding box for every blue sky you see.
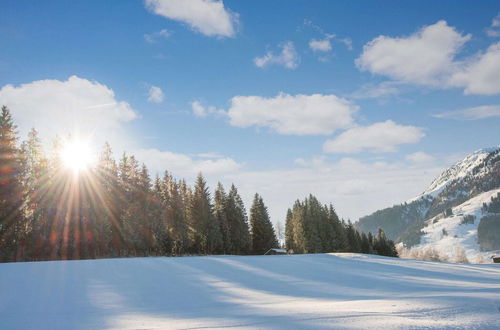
[1,0,500,223]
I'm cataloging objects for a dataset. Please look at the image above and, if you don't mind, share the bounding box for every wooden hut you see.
[264,248,287,255]
[492,255,500,263]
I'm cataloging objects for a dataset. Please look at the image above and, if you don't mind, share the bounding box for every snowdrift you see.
[1,254,499,329]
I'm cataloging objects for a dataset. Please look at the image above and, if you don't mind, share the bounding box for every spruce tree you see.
[19,128,47,260]
[190,173,221,254]
[250,193,278,254]
[226,184,251,254]
[0,106,24,261]
[96,142,119,257]
[213,182,230,254]
[285,208,294,251]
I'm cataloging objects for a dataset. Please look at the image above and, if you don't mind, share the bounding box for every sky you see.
[1,0,500,224]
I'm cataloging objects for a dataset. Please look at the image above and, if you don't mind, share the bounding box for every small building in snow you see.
[264,248,287,255]
[492,255,500,263]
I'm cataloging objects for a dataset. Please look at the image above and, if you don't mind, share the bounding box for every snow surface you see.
[1,254,499,329]
[419,189,500,262]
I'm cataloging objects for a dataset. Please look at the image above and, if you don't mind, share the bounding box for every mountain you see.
[356,146,500,261]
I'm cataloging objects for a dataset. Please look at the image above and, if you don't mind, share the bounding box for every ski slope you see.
[1,254,499,329]
[419,189,500,262]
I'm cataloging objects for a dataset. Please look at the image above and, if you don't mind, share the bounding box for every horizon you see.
[1,0,500,223]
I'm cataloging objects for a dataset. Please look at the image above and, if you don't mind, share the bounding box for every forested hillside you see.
[0,106,396,262]
[0,106,276,261]
[357,147,500,249]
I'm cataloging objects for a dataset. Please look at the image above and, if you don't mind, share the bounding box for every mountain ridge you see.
[356,146,500,261]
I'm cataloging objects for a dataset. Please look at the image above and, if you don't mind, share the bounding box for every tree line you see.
[1,105,396,262]
[285,195,397,257]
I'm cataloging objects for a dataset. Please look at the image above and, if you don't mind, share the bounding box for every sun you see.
[60,139,94,173]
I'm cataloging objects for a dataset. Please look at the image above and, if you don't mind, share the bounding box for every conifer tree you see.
[150,174,167,255]
[190,174,221,254]
[19,128,47,260]
[285,208,294,251]
[96,142,119,257]
[213,182,230,254]
[226,184,251,254]
[0,106,24,261]
[250,193,278,254]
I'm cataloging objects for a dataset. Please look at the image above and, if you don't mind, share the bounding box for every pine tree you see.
[226,184,251,254]
[19,128,47,260]
[213,182,230,254]
[138,164,153,255]
[250,193,278,254]
[95,142,119,257]
[345,220,361,252]
[328,204,346,252]
[0,106,24,261]
[291,200,306,253]
[285,208,294,251]
[190,173,221,254]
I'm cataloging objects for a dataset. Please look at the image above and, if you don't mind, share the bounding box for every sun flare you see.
[60,139,94,173]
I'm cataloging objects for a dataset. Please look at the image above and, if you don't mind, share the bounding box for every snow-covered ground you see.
[1,254,499,329]
[419,189,500,262]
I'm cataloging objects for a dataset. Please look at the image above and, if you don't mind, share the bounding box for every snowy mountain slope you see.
[412,146,500,201]
[357,146,500,253]
[419,189,500,262]
[1,254,499,329]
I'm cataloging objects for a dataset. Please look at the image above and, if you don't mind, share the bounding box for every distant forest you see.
[0,106,397,262]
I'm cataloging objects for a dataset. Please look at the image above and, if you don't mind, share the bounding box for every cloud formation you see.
[145,0,238,38]
[486,14,500,37]
[356,21,470,86]
[227,93,357,135]
[406,151,435,163]
[220,156,445,223]
[448,42,500,95]
[323,120,424,153]
[254,42,299,69]
[0,76,137,149]
[433,104,500,120]
[350,82,400,100]
[356,20,500,95]
[148,86,165,103]
[191,100,225,117]
[133,148,242,177]
[309,38,332,52]
[144,29,171,43]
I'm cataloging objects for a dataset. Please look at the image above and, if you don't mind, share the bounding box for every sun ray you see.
[60,138,95,174]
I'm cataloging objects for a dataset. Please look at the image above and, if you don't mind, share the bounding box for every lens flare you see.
[60,139,94,173]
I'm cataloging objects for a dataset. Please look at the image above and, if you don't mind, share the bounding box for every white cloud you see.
[486,14,500,37]
[356,20,500,95]
[350,82,400,100]
[227,93,358,135]
[144,0,238,38]
[220,156,447,224]
[339,37,353,51]
[192,101,206,117]
[309,38,332,52]
[254,42,299,69]
[356,20,470,85]
[196,152,222,159]
[433,104,500,120]
[448,42,500,95]
[133,148,242,177]
[406,151,435,163]
[147,86,165,103]
[144,29,172,43]
[191,100,226,117]
[323,120,425,153]
[0,76,137,150]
